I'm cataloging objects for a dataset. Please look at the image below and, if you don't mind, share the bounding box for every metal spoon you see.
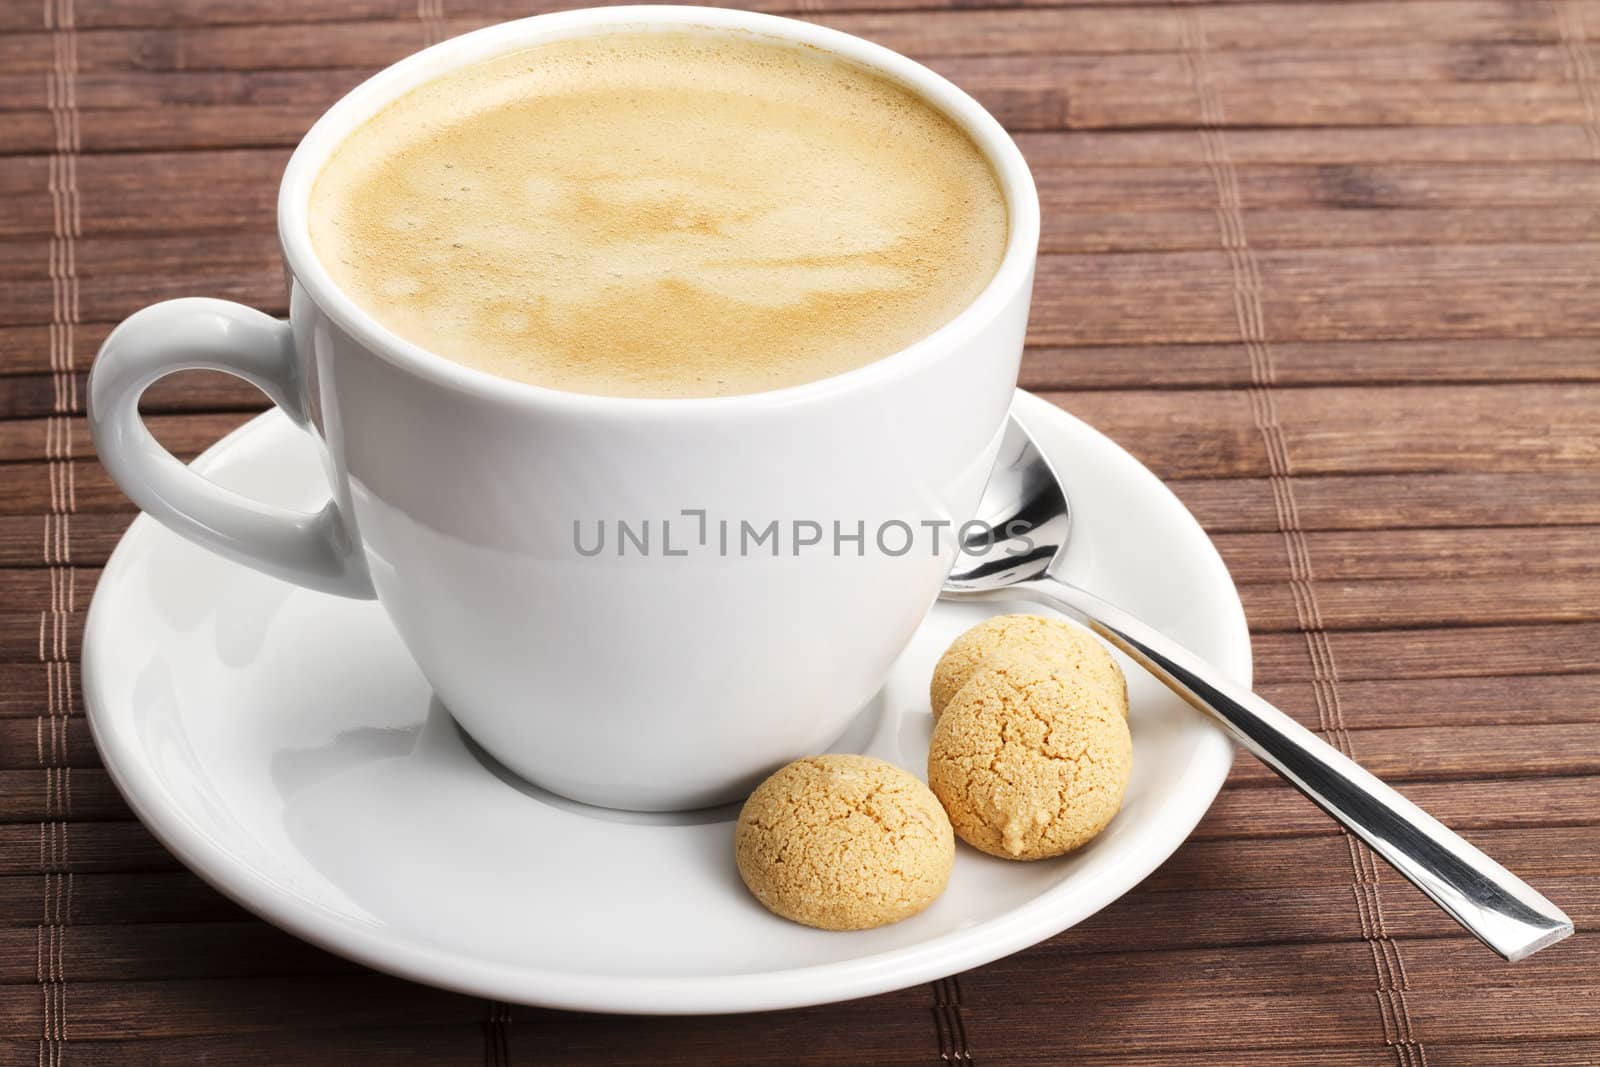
[941,413,1573,961]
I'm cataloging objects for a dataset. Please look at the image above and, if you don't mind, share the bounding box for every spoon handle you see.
[1000,574,1573,962]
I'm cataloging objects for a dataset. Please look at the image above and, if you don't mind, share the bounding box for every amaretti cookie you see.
[735,754,955,930]
[928,651,1132,860]
[929,614,1127,719]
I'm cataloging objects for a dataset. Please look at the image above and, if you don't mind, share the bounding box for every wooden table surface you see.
[2,0,1598,1063]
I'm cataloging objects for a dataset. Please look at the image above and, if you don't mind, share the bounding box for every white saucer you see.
[83,389,1249,1015]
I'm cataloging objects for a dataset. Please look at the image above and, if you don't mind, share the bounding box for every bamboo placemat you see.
[3,0,1598,1063]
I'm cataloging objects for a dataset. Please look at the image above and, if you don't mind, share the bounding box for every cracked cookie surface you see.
[928,650,1132,860]
[735,754,955,930]
[930,614,1127,719]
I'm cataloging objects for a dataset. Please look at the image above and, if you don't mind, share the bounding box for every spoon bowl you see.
[946,417,1065,591]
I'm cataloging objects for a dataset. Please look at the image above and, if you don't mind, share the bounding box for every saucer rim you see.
[83,389,1248,1015]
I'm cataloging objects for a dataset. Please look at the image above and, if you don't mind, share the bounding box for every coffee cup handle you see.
[88,297,376,599]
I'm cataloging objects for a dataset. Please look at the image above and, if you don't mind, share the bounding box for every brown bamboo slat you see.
[1252,622,1600,680]
[0,717,98,767]
[0,921,355,982]
[1225,723,1600,781]
[1236,574,1600,630]
[1019,124,1600,167]
[1198,776,1600,836]
[0,989,946,1066]
[0,413,258,462]
[958,971,1600,1056]
[1248,670,1600,733]
[947,1043,1600,1067]
[0,975,495,1039]
[4,48,1583,130]
[1042,206,1600,254]
[1025,339,1600,390]
[0,768,127,821]
[1027,246,1600,347]
[1256,673,1600,727]
[1,4,1598,77]
[0,821,178,875]
[0,977,940,1048]
[9,0,1593,37]
[0,232,284,281]
[0,323,111,375]
[0,20,485,73]
[0,105,321,154]
[3,0,1600,37]
[1216,527,1600,581]
[0,67,374,109]
[0,568,104,610]
[0,372,263,422]
[1150,826,1597,891]
[831,4,1600,55]
[0,1027,539,1067]
[1039,162,1600,208]
[1170,472,1600,531]
[971,936,1600,1000]
[0,0,406,33]
[0,514,128,569]
[1064,383,1600,477]
[6,44,1600,114]
[0,871,247,926]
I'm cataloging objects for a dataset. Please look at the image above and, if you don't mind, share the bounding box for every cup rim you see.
[277,5,1040,415]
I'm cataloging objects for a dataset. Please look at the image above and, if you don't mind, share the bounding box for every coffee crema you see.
[309,32,1008,399]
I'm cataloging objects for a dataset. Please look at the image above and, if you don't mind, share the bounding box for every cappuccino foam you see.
[309,32,1008,398]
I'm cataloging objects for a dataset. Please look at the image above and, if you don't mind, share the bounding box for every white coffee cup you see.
[87,6,1040,811]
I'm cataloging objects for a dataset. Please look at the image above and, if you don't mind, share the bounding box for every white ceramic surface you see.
[86,6,1041,811]
[84,390,1250,1015]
